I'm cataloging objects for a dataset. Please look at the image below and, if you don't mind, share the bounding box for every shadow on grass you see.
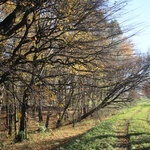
[130,134,150,149]
[4,130,149,150]
[57,131,150,150]
[140,147,150,150]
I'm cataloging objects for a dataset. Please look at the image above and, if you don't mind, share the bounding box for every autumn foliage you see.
[0,0,149,142]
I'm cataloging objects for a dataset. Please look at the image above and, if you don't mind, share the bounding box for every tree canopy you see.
[0,0,150,141]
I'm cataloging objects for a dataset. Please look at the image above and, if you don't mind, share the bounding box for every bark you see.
[19,101,27,132]
[45,111,51,129]
[38,101,43,122]
[8,104,13,136]
[14,105,18,137]
[19,91,28,132]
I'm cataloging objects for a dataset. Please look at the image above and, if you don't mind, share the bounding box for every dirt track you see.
[114,104,150,150]
[115,108,142,150]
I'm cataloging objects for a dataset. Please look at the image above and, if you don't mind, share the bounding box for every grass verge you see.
[58,100,150,150]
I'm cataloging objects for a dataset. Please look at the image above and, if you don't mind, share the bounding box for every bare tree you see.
[0,0,149,140]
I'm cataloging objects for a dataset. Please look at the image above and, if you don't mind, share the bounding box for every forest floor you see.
[0,110,104,150]
[0,99,150,150]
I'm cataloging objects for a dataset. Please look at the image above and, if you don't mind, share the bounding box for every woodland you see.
[0,0,150,146]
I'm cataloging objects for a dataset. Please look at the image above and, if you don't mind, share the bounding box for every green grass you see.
[59,120,117,150]
[129,102,150,150]
[58,100,150,150]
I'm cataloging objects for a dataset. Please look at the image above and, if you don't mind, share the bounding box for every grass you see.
[1,99,150,150]
[58,100,150,150]
[59,120,117,150]
[129,102,150,150]
[0,118,100,150]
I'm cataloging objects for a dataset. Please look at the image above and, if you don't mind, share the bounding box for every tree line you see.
[0,0,149,142]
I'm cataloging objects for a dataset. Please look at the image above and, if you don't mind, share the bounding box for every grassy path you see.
[114,107,142,150]
[58,100,150,150]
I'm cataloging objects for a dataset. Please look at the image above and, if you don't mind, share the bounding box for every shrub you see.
[37,122,46,132]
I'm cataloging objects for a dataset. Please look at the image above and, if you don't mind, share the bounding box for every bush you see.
[37,122,46,132]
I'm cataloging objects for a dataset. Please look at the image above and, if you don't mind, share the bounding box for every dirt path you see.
[115,120,130,150]
[115,108,142,150]
[146,108,150,126]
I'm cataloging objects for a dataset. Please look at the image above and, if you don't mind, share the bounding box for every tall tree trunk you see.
[6,104,9,128]
[38,99,43,122]
[14,104,18,137]
[45,110,51,129]
[19,101,27,132]
[8,104,13,136]
[0,101,2,114]
[19,90,28,137]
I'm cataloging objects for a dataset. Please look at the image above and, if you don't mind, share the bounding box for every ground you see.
[1,100,150,150]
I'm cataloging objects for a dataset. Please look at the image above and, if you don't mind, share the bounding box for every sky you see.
[110,0,150,54]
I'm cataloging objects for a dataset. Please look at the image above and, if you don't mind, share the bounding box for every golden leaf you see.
[57,114,60,119]
[59,104,64,108]
[58,24,63,31]
[17,112,22,119]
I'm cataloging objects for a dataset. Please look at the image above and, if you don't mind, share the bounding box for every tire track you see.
[115,108,142,150]
[146,108,150,126]
[115,119,131,150]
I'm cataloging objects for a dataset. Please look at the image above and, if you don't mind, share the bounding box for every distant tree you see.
[142,78,150,98]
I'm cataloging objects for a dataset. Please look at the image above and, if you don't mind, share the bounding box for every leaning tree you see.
[0,0,149,140]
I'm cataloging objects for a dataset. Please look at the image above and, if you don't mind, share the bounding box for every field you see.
[0,99,150,150]
[58,100,150,150]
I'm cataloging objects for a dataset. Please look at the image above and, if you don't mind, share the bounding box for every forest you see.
[0,0,150,148]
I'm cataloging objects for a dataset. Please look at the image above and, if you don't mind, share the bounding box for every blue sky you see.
[110,0,150,54]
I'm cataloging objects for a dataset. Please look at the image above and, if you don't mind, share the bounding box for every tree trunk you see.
[0,99,2,114]
[38,105,43,122]
[45,111,51,129]
[56,117,63,128]
[14,105,18,137]
[19,90,28,136]
[6,104,9,128]
[19,101,27,132]
[7,104,13,136]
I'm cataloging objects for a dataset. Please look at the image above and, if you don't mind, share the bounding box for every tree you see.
[0,0,150,140]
